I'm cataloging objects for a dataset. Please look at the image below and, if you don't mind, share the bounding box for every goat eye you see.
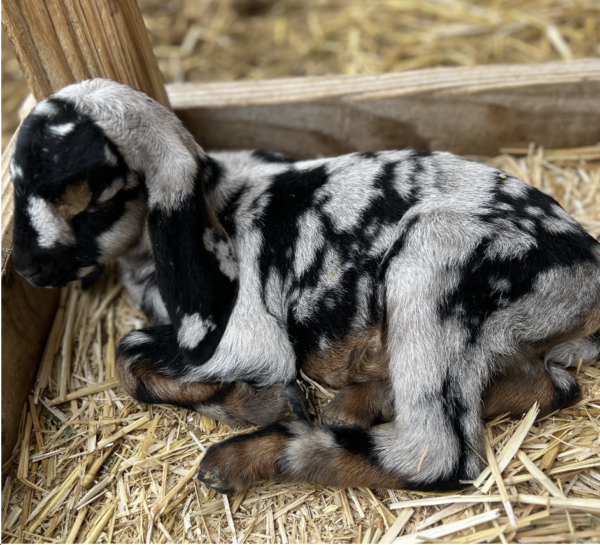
[98,177,125,203]
[57,180,92,220]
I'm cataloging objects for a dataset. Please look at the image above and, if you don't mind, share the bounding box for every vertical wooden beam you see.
[1,0,168,463]
[2,0,169,106]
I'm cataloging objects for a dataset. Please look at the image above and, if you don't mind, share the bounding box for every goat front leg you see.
[116,326,307,426]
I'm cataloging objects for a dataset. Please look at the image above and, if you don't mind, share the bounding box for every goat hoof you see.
[283,383,309,421]
[198,466,235,495]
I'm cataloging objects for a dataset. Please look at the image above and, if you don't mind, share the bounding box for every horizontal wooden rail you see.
[168,59,600,158]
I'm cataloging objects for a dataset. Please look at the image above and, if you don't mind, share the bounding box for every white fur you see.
[98,177,125,203]
[32,100,59,117]
[105,145,118,166]
[185,228,297,386]
[499,176,529,197]
[10,161,23,181]
[202,228,238,281]
[315,156,383,232]
[378,211,486,481]
[98,197,147,261]
[28,196,75,248]
[546,336,600,367]
[77,265,98,278]
[49,122,76,137]
[294,210,324,278]
[178,313,216,349]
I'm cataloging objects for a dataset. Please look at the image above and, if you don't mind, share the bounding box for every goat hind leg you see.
[319,360,582,429]
[545,331,600,368]
[199,401,479,494]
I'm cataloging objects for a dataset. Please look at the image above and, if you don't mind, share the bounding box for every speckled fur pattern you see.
[10,79,600,493]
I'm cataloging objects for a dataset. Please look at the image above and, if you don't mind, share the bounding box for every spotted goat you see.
[11,79,600,494]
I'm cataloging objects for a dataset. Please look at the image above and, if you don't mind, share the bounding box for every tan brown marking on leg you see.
[322,380,393,428]
[117,355,298,426]
[116,354,226,405]
[116,354,139,397]
[199,428,289,493]
[199,423,404,493]
[323,450,403,489]
[482,372,555,420]
[303,324,389,388]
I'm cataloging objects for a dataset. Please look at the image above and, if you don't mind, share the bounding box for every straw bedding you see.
[2,145,600,544]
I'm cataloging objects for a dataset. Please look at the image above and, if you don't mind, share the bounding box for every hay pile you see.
[2,0,599,148]
[2,145,600,544]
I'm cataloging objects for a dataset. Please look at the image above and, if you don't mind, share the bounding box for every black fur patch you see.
[252,150,296,163]
[149,155,240,366]
[217,184,248,238]
[439,184,598,345]
[257,158,422,365]
[330,425,379,464]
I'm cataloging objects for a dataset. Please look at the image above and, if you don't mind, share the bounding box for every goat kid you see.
[11,79,600,494]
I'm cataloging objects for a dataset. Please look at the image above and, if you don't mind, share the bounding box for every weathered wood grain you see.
[1,129,61,466]
[1,0,169,107]
[169,60,600,158]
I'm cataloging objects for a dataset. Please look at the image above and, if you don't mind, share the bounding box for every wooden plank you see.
[1,128,60,464]
[1,261,60,463]
[1,0,169,462]
[168,60,600,158]
[1,0,169,107]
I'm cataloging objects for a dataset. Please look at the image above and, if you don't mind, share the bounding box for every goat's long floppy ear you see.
[149,155,239,365]
[51,79,238,365]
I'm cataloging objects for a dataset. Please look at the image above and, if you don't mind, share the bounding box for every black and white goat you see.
[11,79,600,494]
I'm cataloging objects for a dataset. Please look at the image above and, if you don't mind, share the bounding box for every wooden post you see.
[1,0,169,106]
[1,0,168,463]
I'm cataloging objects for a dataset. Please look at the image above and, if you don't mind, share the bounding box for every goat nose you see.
[18,265,43,279]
